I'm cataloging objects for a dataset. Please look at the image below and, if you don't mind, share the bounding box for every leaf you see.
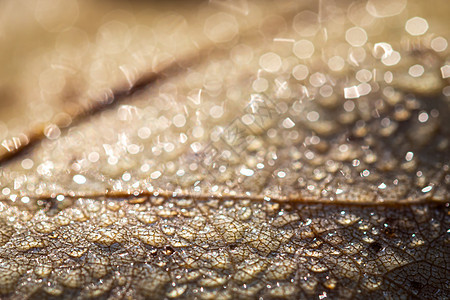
[0,1,449,299]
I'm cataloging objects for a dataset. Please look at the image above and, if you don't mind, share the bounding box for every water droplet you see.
[73,174,86,184]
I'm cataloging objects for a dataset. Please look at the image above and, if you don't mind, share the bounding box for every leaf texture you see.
[0,0,449,299]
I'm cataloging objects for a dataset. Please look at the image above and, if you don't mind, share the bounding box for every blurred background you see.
[0,0,448,142]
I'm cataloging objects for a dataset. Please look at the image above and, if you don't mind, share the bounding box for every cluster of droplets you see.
[0,0,448,205]
[0,196,447,299]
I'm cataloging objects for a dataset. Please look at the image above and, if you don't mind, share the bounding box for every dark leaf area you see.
[0,197,448,299]
[0,0,449,299]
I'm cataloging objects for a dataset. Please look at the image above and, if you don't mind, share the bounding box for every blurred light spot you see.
[151,171,162,179]
[373,42,393,59]
[378,183,387,189]
[118,105,139,121]
[408,64,424,77]
[138,127,151,139]
[418,112,429,123]
[421,186,432,193]
[309,72,326,87]
[282,118,295,128]
[2,188,10,196]
[381,51,401,66]
[252,78,268,92]
[344,86,360,99]
[230,44,253,65]
[164,143,174,153]
[108,157,118,165]
[190,142,202,153]
[204,13,238,43]
[361,169,370,177]
[366,0,406,17]
[192,126,204,138]
[431,37,448,52]
[293,40,315,59]
[405,152,414,161]
[127,144,140,154]
[277,171,286,178]
[240,168,254,176]
[307,111,319,122]
[343,100,355,112]
[320,85,333,97]
[21,159,34,170]
[310,136,320,144]
[441,65,450,79]
[88,152,99,163]
[405,17,429,36]
[292,64,309,80]
[259,52,282,73]
[44,124,61,140]
[328,56,345,71]
[141,164,150,172]
[173,114,186,128]
[345,27,368,47]
[443,86,450,96]
[242,114,255,125]
[339,144,349,152]
[122,172,131,182]
[384,71,393,83]
[348,47,366,64]
[356,69,372,82]
[73,174,86,185]
[293,11,320,37]
[210,105,224,118]
[358,83,372,96]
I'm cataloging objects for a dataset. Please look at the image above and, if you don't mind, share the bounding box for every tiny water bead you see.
[73,174,87,185]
